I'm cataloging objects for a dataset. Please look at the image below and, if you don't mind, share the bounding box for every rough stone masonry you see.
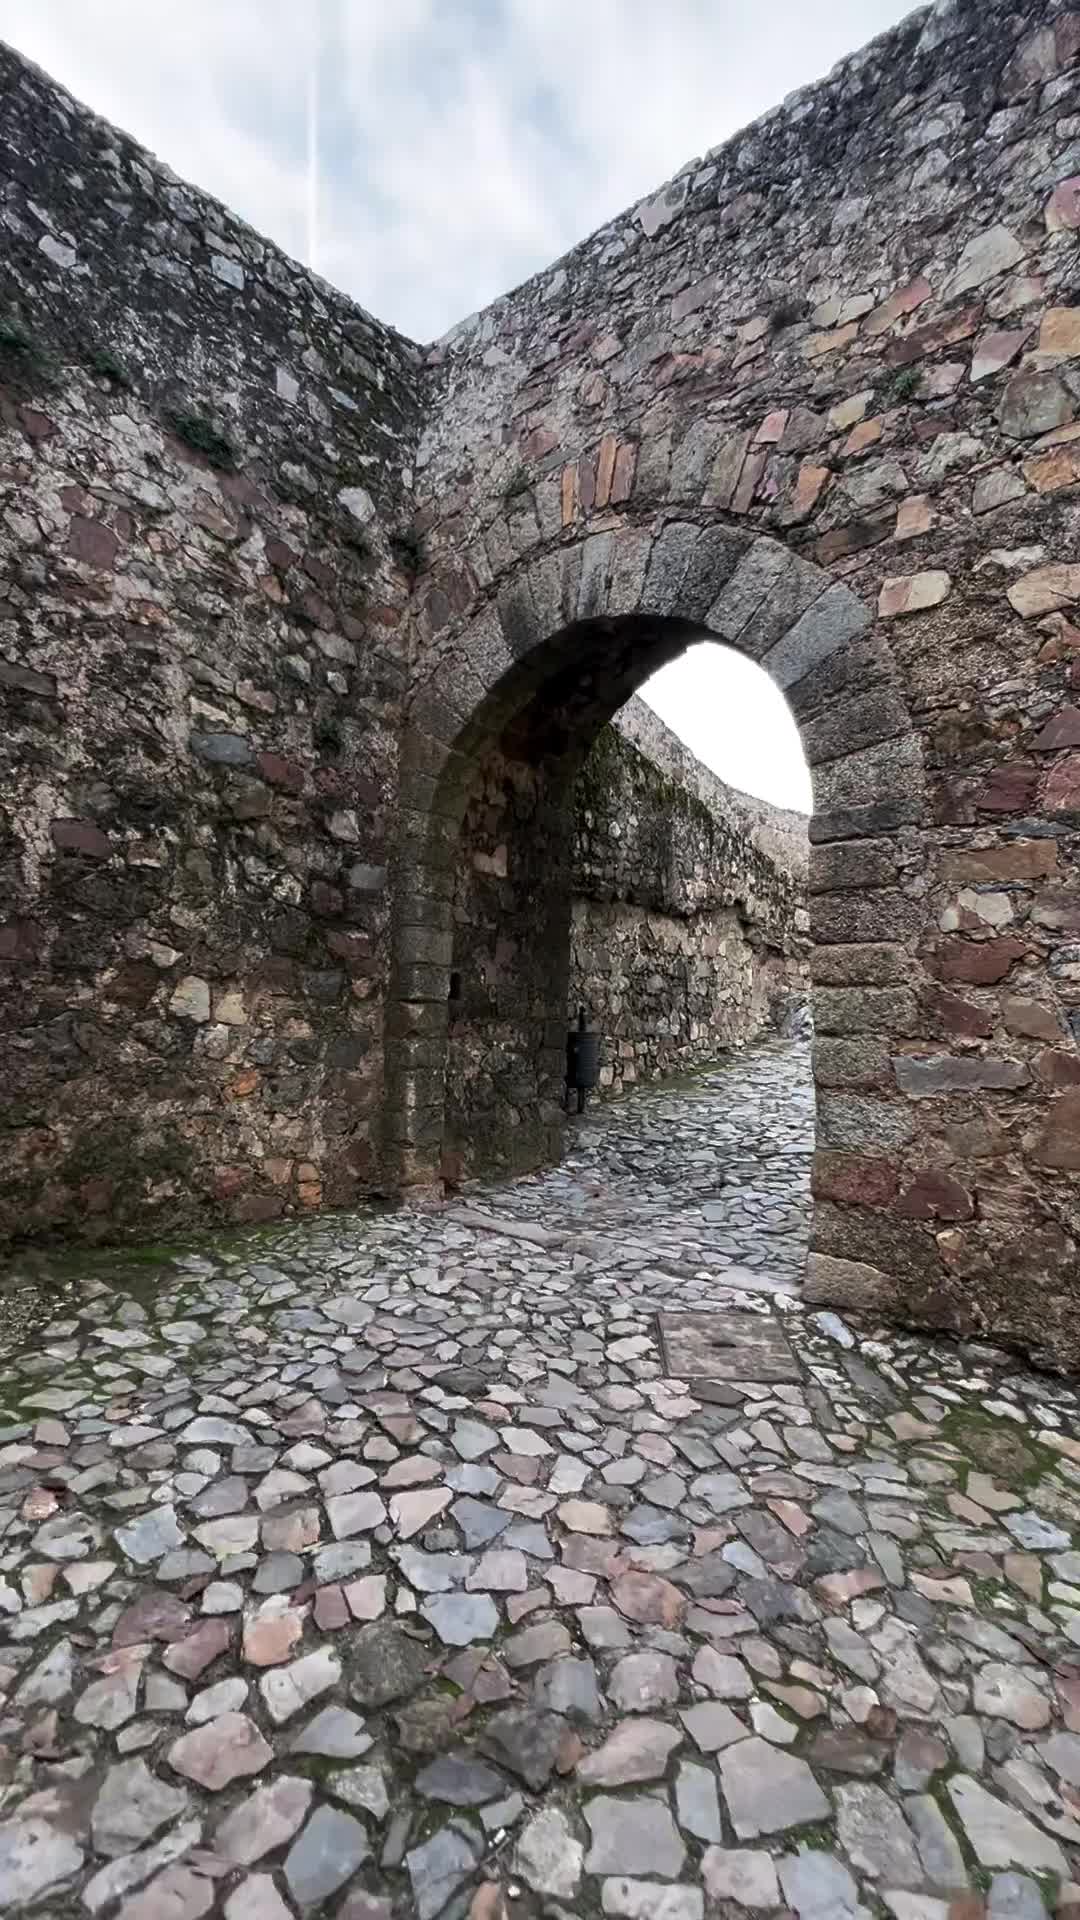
[2,0,1080,1366]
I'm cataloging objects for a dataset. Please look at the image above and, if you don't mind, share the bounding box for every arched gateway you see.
[1,5,1079,1366]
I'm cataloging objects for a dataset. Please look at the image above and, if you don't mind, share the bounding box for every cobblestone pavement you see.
[3,1033,1080,1920]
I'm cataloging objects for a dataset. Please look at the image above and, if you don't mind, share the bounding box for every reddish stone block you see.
[1044,753,1080,809]
[0,918,43,963]
[732,448,767,513]
[610,441,637,504]
[930,937,1028,984]
[1032,1088,1080,1169]
[886,305,982,367]
[325,930,373,974]
[310,881,343,918]
[1033,705,1080,751]
[811,1151,898,1208]
[754,408,788,445]
[256,752,305,793]
[864,275,933,338]
[66,515,119,569]
[976,764,1039,813]
[19,406,56,443]
[213,1166,248,1201]
[50,817,112,860]
[922,985,994,1040]
[440,1147,464,1188]
[233,1191,285,1223]
[814,512,893,564]
[297,589,336,631]
[940,841,1057,883]
[789,463,830,522]
[1003,998,1063,1042]
[219,472,266,512]
[314,1585,349,1631]
[578,450,597,515]
[560,464,578,525]
[521,424,557,461]
[108,961,159,1008]
[1046,175,1080,232]
[594,433,618,509]
[266,539,299,571]
[1035,1048,1080,1087]
[303,552,336,591]
[79,1177,113,1214]
[896,1171,974,1222]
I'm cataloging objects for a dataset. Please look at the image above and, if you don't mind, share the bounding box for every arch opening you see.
[439,620,812,1186]
[385,523,907,1202]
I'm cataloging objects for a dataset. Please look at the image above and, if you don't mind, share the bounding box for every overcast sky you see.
[4,0,914,813]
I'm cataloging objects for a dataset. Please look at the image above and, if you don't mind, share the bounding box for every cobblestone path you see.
[3,1033,1080,1920]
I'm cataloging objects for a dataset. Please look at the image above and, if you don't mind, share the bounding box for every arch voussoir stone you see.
[762,582,874,696]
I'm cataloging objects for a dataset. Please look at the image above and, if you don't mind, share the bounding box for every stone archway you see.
[385,515,926,1302]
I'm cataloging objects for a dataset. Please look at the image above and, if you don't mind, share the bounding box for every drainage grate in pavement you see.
[657,1308,801,1384]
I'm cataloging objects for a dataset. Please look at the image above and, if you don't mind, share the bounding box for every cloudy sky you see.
[5,0,913,812]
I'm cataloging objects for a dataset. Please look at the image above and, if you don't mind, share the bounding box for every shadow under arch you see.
[385,518,924,1204]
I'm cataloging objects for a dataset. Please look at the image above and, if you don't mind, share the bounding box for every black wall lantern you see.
[566,1005,601,1113]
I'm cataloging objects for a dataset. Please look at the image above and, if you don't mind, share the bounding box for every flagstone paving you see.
[2,1032,1080,1918]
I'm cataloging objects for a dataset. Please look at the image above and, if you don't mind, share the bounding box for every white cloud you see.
[3,0,904,807]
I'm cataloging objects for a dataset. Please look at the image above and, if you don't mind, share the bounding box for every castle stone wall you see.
[0,45,420,1239]
[569,718,807,1103]
[398,0,1080,1367]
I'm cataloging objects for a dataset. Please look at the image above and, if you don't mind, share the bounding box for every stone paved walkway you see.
[3,1033,1080,1920]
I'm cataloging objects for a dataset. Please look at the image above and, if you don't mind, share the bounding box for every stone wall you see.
[569,714,807,1100]
[7,8,1080,1366]
[0,45,420,1241]
[442,709,806,1182]
[396,0,1080,1368]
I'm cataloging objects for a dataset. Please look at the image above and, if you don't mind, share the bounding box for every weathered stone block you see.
[813,1037,891,1090]
[812,1200,941,1279]
[940,841,1056,883]
[895,1171,973,1221]
[811,1151,898,1208]
[762,583,873,693]
[809,841,899,893]
[50,818,112,860]
[708,539,788,641]
[190,732,254,769]
[813,986,918,1035]
[811,891,920,946]
[929,937,1028,984]
[878,572,950,618]
[816,1093,916,1151]
[1031,1089,1080,1168]
[810,944,907,986]
[922,985,994,1040]
[803,1251,902,1314]
[892,1053,1031,1096]
[802,691,912,768]
[1003,996,1063,1041]
[811,735,923,816]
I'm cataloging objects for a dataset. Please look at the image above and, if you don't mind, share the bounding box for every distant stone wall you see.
[0,45,420,1242]
[569,717,807,1099]
[614,696,810,880]
[443,715,806,1179]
